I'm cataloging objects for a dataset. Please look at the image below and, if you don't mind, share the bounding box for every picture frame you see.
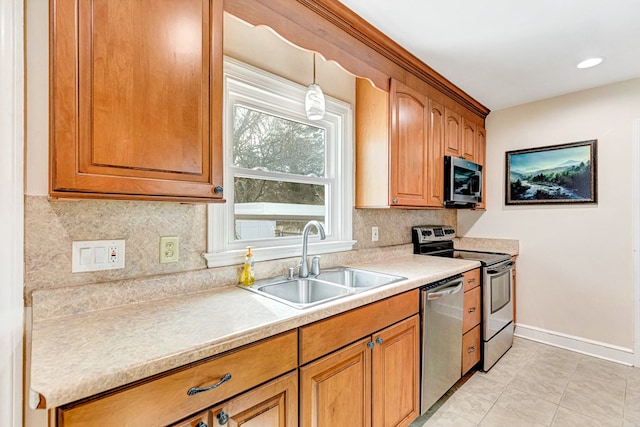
[505,139,597,205]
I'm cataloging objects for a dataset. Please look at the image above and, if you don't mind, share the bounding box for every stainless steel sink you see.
[242,267,406,309]
[315,268,406,289]
[244,278,353,309]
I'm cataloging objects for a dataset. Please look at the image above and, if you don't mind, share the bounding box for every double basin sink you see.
[242,267,406,309]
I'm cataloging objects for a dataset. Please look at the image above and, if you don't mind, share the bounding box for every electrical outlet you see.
[160,236,179,263]
[372,226,379,242]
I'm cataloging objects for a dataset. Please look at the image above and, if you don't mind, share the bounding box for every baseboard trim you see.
[515,323,635,366]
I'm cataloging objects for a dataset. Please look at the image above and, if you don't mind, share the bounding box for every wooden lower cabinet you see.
[372,316,421,427]
[462,269,482,375]
[57,331,297,426]
[55,291,422,427]
[209,371,298,427]
[461,325,481,375]
[171,371,298,427]
[172,411,211,427]
[512,255,518,324]
[300,315,420,427]
[301,337,372,427]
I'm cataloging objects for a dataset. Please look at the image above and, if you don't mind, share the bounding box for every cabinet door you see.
[389,79,429,206]
[172,411,211,427]
[444,108,462,158]
[463,286,481,334]
[372,316,420,427]
[475,126,487,209]
[301,338,372,427]
[212,371,298,427]
[462,119,477,162]
[462,325,481,375]
[426,100,445,208]
[50,0,223,202]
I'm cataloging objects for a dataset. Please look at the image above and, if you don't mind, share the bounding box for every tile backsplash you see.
[24,196,455,305]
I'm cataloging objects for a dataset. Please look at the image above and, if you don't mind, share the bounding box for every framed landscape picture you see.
[505,140,597,205]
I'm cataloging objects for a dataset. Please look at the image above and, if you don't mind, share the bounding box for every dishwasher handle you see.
[426,280,463,300]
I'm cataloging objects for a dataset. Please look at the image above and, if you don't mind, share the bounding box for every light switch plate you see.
[72,240,125,272]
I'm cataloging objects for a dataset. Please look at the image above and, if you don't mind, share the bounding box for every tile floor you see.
[410,337,640,427]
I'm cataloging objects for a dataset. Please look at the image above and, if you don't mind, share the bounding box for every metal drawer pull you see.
[468,307,476,313]
[468,278,476,283]
[217,411,229,425]
[467,347,476,353]
[196,422,209,427]
[187,373,232,396]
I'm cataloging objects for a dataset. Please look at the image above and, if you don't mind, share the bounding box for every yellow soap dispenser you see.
[239,246,255,286]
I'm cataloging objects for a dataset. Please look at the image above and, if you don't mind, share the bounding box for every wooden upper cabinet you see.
[462,119,477,163]
[389,79,430,207]
[426,100,445,208]
[50,0,224,202]
[444,108,462,158]
[475,126,487,209]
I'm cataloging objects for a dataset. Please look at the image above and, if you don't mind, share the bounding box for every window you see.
[205,58,354,267]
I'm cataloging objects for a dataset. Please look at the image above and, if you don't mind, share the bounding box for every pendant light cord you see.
[313,52,316,84]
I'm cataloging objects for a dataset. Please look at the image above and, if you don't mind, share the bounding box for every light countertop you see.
[30,254,480,409]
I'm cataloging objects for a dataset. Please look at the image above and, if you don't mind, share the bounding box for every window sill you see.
[203,240,356,268]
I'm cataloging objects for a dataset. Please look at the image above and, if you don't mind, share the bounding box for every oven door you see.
[483,260,514,340]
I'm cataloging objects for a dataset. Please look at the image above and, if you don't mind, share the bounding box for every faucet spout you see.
[299,220,326,278]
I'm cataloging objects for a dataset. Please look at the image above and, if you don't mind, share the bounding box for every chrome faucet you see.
[299,220,326,278]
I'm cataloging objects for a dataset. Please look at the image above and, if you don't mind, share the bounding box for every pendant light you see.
[305,52,325,120]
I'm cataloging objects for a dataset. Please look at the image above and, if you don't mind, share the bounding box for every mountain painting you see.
[506,140,597,205]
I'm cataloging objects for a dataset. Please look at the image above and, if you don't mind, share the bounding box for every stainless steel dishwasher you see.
[420,274,464,414]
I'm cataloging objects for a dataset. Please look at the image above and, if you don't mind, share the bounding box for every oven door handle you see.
[487,261,514,275]
[426,281,463,300]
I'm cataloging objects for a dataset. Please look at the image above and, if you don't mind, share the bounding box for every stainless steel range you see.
[412,225,514,373]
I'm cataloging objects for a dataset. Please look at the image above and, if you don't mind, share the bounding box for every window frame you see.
[204,57,354,268]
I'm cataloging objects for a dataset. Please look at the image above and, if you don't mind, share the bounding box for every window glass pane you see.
[232,105,326,176]
[234,177,326,241]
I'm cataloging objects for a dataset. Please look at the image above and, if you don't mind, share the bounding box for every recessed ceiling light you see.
[577,57,603,69]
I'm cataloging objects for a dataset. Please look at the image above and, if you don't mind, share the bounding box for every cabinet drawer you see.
[462,325,481,375]
[462,286,481,333]
[299,290,419,365]
[58,330,297,427]
[463,268,480,292]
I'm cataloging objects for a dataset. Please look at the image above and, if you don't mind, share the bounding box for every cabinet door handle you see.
[467,347,476,354]
[468,278,476,283]
[216,411,229,425]
[367,341,375,349]
[196,422,209,427]
[376,337,384,345]
[213,186,224,194]
[187,373,232,396]
[392,198,398,204]
[467,307,476,313]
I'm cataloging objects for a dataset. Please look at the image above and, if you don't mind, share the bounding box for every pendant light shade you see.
[305,53,325,120]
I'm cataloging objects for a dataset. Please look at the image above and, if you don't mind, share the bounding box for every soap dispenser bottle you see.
[239,246,255,286]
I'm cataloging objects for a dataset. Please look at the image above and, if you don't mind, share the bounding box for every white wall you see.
[0,0,24,425]
[459,78,640,361]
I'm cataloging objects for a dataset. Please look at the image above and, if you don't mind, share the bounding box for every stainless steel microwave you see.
[444,156,482,208]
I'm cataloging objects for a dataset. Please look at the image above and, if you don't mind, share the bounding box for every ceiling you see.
[336,0,640,111]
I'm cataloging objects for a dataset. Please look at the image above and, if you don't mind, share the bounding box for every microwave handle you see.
[474,170,482,197]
